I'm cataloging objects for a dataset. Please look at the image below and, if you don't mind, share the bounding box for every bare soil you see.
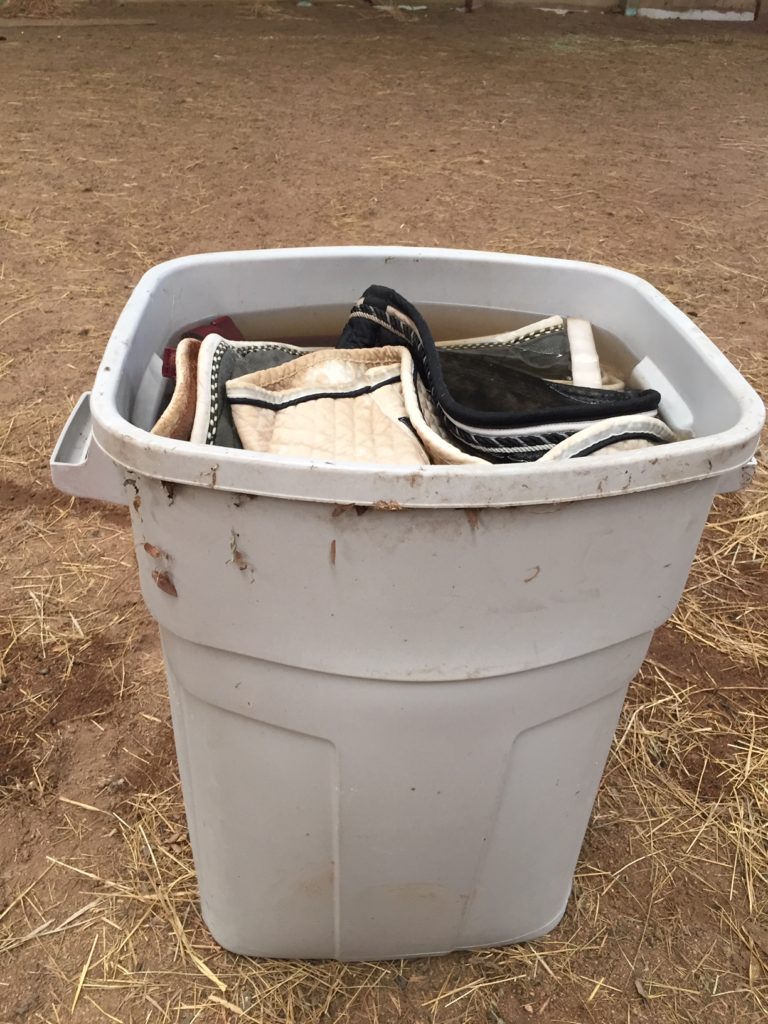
[1,4,767,1023]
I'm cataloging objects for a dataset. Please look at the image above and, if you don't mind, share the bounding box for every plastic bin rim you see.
[88,246,764,508]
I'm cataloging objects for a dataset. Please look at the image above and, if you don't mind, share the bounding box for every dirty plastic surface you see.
[50,247,763,959]
[53,246,763,508]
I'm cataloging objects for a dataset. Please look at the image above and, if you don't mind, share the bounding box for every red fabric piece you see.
[163,317,243,378]
[189,315,244,342]
[162,347,177,378]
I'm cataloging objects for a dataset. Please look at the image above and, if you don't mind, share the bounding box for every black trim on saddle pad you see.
[228,374,401,412]
[571,432,668,458]
[339,285,660,430]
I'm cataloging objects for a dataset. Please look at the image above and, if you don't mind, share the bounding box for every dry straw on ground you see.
[1,9,767,1020]
[0,306,765,1024]
[1,465,766,1023]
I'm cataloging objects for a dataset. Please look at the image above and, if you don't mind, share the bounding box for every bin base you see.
[162,628,652,960]
[203,888,572,962]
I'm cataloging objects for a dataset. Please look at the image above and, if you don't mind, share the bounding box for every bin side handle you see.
[716,457,758,495]
[50,393,130,506]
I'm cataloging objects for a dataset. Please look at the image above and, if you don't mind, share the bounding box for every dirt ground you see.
[1,3,767,1023]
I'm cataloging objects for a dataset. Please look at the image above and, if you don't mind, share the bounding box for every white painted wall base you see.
[628,5,754,17]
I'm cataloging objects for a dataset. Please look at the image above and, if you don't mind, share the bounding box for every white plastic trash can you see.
[51,247,763,960]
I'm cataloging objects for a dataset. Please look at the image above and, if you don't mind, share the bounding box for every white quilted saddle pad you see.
[226,345,430,466]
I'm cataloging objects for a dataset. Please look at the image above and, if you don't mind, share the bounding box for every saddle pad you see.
[151,337,201,441]
[226,346,430,466]
[191,334,307,448]
[339,285,662,463]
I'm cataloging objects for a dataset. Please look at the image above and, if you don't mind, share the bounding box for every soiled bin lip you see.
[86,246,763,509]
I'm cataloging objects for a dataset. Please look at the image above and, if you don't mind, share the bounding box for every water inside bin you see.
[229,304,548,347]
[214,304,637,380]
